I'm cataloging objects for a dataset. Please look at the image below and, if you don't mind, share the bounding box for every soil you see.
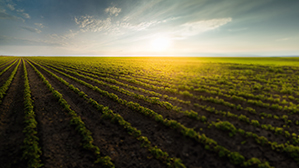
[36,61,297,167]
[0,60,26,168]
[1,58,298,168]
[0,61,18,87]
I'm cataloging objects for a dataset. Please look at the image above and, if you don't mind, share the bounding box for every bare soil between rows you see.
[41,62,298,167]
[27,60,166,167]
[0,60,25,168]
[31,61,238,167]
[1,59,298,168]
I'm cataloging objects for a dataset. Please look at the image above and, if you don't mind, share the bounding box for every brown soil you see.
[1,58,298,168]
[26,60,96,168]
[0,60,26,168]
[27,61,166,167]
[43,63,298,167]
[0,61,17,87]
[34,61,238,168]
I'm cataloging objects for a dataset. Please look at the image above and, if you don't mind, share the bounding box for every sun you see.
[150,36,171,51]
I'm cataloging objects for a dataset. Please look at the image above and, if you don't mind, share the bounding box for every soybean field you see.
[1,56,299,168]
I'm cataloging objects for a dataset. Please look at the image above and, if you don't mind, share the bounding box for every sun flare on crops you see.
[150,36,171,51]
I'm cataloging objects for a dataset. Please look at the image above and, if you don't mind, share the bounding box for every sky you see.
[0,0,299,56]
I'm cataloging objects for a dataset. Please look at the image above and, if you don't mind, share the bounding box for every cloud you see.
[16,9,24,12]
[0,10,22,21]
[15,8,30,19]
[74,6,177,34]
[21,26,41,33]
[0,35,63,46]
[49,30,78,41]
[34,23,44,28]
[105,6,121,16]
[45,29,80,47]
[121,20,159,31]
[75,15,112,32]
[121,17,178,31]
[22,13,30,19]
[74,14,174,34]
[7,4,15,11]
[172,17,232,38]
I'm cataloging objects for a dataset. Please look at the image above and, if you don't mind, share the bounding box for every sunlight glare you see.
[150,36,171,51]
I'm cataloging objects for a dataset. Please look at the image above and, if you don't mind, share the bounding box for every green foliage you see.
[149,146,169,160]
[214,121,237,136]
[228,152,245,165]
[284,145,299,162]
[22,59,43,168]
[251,120,260,127]
[244,107,256,114]
[26,56,299,168]
[0,60,20,103]
[27,61,115,168]
[29,60,187,168]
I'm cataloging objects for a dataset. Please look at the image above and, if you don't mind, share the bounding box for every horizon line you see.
[1,55,299,57]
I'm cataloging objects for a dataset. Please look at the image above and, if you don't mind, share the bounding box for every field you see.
[1,56,299,168]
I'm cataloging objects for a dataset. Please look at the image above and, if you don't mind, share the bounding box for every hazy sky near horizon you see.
[0,0,299,56]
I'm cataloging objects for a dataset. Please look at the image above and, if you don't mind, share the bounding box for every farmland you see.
[1,56,299,168]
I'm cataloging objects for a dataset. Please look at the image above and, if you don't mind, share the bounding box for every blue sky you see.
[0,0,299,56]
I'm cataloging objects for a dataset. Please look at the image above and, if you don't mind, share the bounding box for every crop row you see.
[28,60,187,167]
[0,59,18,76]
[42,60,299,116]
[115,75,299,114]
[34,58,299,110]
[28,60,273,168]
[42,61,299,132]
[0,60,20,104]
[44,61,299,129]
[27,60,115,168]
[22,59,43,168]
[45,63,191,105]
[0,59,16,69]
[124,73,299,106]
[39,59,299,100]
[40,61,299,147]
[41,61,299,163]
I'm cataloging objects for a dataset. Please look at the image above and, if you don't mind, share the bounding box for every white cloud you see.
[22,13,30,19]
[49,30,78,41]
[122,17,178,31]
[34,23,44,28]
[121,20,159,31]
[46,29,80,47]
[0,35,64,46]
[0,10,23,21]
[75,15,112,32]
[74,6,177,35]
[7,4,15,11]
[105,6,121,16]
[173,18,232,38]
[21,26,41,33]
[16,9,24,13]
[74,14,173,34]
[15,9,30,19]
